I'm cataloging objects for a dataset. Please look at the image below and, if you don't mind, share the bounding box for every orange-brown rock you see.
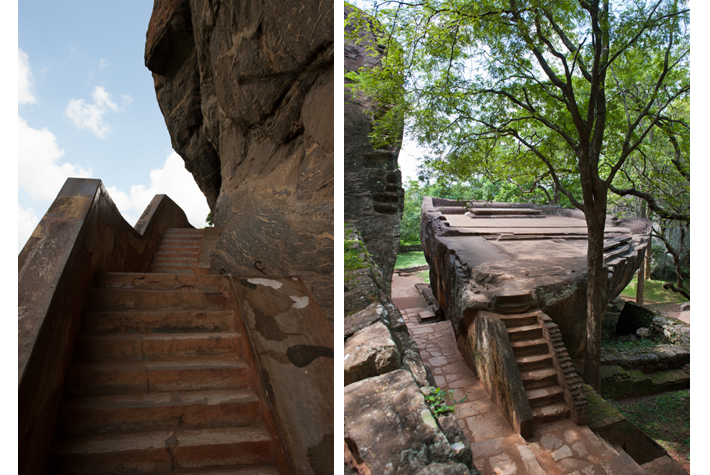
[145,0,334,319]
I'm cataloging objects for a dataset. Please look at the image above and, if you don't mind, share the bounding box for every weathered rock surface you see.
[343,225,476,474]
[421,197,651,357]
[344,321,401,385]
[344,6,404,292]
[344,370,474,474]
[146,0,334,319]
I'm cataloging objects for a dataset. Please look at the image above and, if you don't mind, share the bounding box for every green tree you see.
[347,0,689,390]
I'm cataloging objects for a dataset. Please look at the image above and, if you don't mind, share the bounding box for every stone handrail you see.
[537,312,588,425]
[18,178,192,475]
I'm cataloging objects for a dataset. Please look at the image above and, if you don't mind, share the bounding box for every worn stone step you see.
[498,312,539,328]
[86,288,229,312]
[526,385,565,408]
[515,353,553,372]
[511,338,549,357]
[81,310,235,335]
[507,324,543,342]
[531,401,570,425]
[520,367,559,390]
[51,426,271,474]
[155,242,202,252]
[176,467,279,475]
[94,273,224,292]
[65,359,250,396]
[164,228,204,235]
[149,264,197,274]
[73,332,241,362]
[58,388,260,436]
[594,452,648,475]
[152,256,199,265]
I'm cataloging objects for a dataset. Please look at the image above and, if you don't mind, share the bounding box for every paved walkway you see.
[391,272,688,475]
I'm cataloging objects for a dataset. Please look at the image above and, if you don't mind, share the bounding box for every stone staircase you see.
[500,311,571,426]
[148,228,205,274]
[49,229,282,474]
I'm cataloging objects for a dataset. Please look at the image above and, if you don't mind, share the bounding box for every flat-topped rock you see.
[422,197,651,357]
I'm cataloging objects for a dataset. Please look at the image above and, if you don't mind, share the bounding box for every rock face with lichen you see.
[145,0,334,319]
[344,6,404,293]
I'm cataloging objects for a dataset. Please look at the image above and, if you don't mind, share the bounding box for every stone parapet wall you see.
[459,311,533,438]
[600,345,689,373]
[538,312,588,425]
[344,224,479,474]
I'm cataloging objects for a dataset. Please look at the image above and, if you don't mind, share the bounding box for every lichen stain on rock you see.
[253,308,288,341]
[421,409,438,429]
[287,344,334,367]
[289,295,309,308]
[247,278,283,290]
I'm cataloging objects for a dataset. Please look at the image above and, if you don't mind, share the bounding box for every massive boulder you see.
[145,0,334,319]
[344,6,404,292]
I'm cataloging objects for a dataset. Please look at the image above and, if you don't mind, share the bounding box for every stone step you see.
[164,228,204,235]
[597,452,649,475]
[149,264,197,274]
[511,338,549,357]
[175,467,279,475]
[515,353,553,372]
[94,273,224,292]
[520,367,559,390]
[50,426,272,474]
[65,359,250,397]
[526,385,565,408]
[491,291,536,314]
[152,249,201,259]
[531,401,570,425]
[81,310,236,335]
[58,388,260,437]
[498,312,539,328]
[155,242,202,251]
[73,332,241,362]
[151,256,199,265]
[86,288,229,312]
[507,324,543,342]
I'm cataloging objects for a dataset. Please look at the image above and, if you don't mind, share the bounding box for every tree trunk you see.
[645,230,652,280]
[636,201,647,304]
[583,205,607,392]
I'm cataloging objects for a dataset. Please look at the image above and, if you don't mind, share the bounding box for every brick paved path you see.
[391,272,688,475]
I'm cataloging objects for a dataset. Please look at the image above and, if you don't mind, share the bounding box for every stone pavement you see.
[391,272,688,475]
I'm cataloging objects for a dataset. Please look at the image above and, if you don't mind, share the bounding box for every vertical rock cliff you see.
[145,0,334,319]
[344,6,404,292]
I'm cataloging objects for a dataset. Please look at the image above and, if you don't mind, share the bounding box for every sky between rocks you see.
[17,1,210,253]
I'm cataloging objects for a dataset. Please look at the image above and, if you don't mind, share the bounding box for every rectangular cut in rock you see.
[418,309,438,323]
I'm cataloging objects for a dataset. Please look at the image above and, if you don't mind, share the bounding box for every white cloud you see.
[19,116,92,201]
[19,48,37,105]
[18,205,40,253]
[65,86,132,138]
[107,152,209,228]
[99,58,109,70]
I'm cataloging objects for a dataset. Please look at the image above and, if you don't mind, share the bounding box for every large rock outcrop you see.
[145,0,334,319]
[344,6,404,292]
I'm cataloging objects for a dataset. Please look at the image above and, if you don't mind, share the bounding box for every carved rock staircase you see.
[501,311,571,425]
[49,229,281,474]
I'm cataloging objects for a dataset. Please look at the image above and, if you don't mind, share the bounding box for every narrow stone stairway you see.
[149,228,205,274]
[49,229,281,474]
[501,311,571,425]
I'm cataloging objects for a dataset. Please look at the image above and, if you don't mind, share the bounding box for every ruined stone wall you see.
[344,6,404,293]
[145,0,334,319]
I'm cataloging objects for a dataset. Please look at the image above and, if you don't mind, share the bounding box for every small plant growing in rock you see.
[423,387,467,416]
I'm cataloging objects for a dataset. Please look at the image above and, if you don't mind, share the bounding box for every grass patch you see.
[612,390,690,468]
[601,336,664,351]
[395,251,428,269]
[417,270,430,283]
[620,279,689,304]
[344,240,368,272]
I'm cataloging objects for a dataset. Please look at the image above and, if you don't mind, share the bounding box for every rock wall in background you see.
[145,0,334,319]
[344,6,404,293]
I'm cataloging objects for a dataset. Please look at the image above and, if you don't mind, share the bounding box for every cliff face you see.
[146,0,334,319]
[344,7,404,292]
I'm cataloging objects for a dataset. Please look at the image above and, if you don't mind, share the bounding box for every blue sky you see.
[18,1,210,252]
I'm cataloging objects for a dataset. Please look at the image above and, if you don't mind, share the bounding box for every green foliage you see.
[423,387,467,416]
[394,251,428,269]
[611,390,690,465]
[344,239,368,272]
[619,279,688,304]
[206,212,214,227]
